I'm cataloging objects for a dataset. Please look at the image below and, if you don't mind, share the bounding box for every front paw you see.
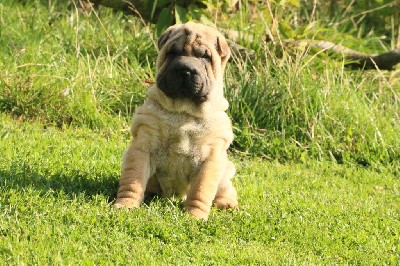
[113,198,141,209]
[186,206,209,221]
[213,196,239,210]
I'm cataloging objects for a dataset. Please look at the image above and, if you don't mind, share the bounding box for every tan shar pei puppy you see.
[114,22,238,220]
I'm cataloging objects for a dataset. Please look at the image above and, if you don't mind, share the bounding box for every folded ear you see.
[158,29,172,51]
[216,36,231,67]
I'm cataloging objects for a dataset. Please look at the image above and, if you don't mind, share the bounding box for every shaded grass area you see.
[226,51,400,170]
[0,115,399,264]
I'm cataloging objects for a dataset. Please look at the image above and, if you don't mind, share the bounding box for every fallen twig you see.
[288,40,400,70]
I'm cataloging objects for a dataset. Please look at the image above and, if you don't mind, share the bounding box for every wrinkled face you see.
[156,22,230,104]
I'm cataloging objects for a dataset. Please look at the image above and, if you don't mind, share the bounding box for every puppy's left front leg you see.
[114,126,154,209]
[185,143,225,220]
[114,145,150,209]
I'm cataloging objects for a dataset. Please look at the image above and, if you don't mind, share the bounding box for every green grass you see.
[0,0,154,128]
[1,1,399,168]
[0,1,399,264]
[0,114,398,264]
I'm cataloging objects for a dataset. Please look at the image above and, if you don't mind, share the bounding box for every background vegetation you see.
[1,0,399,170]
[0,0,399,264]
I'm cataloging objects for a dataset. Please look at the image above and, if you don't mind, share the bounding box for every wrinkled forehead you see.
[169,22,220,40]
[160,23,220,53]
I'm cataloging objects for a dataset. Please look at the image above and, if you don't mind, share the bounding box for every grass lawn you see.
[0,115,398,264]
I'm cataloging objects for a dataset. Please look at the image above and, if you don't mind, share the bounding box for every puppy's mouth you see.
[157,57,210,104]
[195,95,208,103]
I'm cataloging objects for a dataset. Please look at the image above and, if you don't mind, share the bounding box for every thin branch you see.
[338,1,397,26]
[290,40,400,70]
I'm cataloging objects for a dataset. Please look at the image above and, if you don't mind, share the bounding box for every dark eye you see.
[167,50,179,57]
[202,50,212,60]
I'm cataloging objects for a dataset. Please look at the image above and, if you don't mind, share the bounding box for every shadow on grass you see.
[0,168,119,203]
[0,168,167,206]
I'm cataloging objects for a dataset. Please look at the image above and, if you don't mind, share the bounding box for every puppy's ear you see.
[158,29,171,51]
[216,37,231,65]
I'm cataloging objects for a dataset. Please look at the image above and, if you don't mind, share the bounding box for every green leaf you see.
[278,21,294,38]
[157,0,170,7]
[150,0,157,20]
[187,4,210,20]
[156,7,173,36]
[175,5,188,24]
[288,0,300,7]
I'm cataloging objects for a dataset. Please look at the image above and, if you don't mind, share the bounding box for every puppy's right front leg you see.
[114,145,151,209]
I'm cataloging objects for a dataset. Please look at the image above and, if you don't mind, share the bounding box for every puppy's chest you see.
[150,118,209,197]
[160,118,208,163]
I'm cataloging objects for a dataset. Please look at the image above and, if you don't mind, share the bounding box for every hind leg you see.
[213,161,238,209]
[145,175,162,195]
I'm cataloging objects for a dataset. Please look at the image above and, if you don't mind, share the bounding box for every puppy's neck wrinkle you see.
[147,85,228,118]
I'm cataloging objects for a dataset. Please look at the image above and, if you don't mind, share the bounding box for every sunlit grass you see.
[0,114,398,264]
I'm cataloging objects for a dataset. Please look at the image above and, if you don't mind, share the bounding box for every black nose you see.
[177,68,199,88]
[179,69,194,79]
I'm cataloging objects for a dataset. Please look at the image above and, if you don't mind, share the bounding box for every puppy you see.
[114,22,238,220]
